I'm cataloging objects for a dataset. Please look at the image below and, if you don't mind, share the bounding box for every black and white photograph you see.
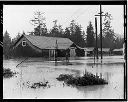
[2,1,127,99]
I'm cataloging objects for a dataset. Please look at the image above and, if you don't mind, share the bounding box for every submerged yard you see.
[3,56,124,99]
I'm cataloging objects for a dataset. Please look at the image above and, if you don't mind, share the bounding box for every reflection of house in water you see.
[13,34,81,58]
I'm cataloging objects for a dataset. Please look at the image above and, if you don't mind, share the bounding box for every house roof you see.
[113,48,123,52]
[98,48,110,52]
[84,47,94,51]
[23,35,73,50]
[83,47,110,52]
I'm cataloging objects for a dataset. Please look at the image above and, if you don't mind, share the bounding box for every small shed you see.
[112,48,123,55]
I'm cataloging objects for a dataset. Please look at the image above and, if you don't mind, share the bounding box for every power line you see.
[63,6,91,26]
[74,6,90,21]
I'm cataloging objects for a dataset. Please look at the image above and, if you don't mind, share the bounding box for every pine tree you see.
[69,21,86,47]
[102,12,116,49]
[64,27,70,38]
[30,11,47,36]
[86,21,95,47]
[49,21,63,37]
[3,31,12,58]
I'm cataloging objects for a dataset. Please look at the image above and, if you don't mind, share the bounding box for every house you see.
[112,48,123,55]
[13,34,79,58]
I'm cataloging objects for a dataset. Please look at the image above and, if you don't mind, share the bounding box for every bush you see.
[3,68,16,78]
[30,81,49,89]
[56,73,108,86]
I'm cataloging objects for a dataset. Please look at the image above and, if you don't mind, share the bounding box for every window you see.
[22,40,26,47]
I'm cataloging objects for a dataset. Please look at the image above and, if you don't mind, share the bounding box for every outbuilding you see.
[112,48,123,55]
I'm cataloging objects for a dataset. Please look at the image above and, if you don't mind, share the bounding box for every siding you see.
[13,37,42,57]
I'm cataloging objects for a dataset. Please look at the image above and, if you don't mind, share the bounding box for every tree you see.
[11,32,21,45]
[68,20,86,47]
[49,20,63,37]
[86,21,95,47]
[3,30,12,58]
[102,12,116,49]
[70,20,76,35]
[64,27,70,38]
[114,36,123,49]
[30,11,48,36]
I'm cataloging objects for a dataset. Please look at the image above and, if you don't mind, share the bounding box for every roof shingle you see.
[24,35,73,50]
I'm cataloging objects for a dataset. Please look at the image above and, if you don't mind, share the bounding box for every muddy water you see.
[3,56,124,99]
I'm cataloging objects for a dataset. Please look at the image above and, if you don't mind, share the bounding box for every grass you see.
[3,68,16,78]
[56,72,108,86]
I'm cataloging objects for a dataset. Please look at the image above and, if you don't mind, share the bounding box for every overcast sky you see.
[3,5,124,39]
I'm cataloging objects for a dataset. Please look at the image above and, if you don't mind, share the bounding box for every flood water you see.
[3,56,125,99]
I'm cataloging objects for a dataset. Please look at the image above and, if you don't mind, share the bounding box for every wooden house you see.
[13,34,78,58]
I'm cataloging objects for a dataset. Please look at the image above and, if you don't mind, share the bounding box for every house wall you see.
[14,37,42,53]
[13,37,42,57]
[70,48,76,57]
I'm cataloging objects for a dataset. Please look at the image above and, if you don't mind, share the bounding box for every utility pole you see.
[95,17,98,59]
[95,5,105,59]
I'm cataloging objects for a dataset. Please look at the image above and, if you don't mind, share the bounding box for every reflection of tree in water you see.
[76,84,105,94]
[104,72,113,83]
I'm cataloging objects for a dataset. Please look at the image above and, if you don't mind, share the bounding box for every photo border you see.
[1,0,127,101]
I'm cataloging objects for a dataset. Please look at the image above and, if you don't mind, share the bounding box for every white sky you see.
[3,5,124,39]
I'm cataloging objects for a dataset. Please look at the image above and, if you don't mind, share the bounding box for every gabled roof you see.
[83,47,110,52]
[21,35,74,50]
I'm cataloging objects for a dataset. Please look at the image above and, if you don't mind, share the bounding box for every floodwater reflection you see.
[3,56,124,99]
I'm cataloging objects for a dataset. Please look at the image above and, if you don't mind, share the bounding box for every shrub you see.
[56,73,108,86]
[3,68,16,78]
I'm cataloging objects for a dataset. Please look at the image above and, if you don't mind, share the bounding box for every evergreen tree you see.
[86,21,95,47]
[102,12,115,49]
[3,30,12,58]
[69,21,86,47]
[11,32,21,45]
[30,11,47,36]
[49,21,63,37]
[114,36,123,49]
[64,27,70,38]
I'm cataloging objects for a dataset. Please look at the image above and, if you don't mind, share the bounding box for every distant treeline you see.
[3,12,123,59]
